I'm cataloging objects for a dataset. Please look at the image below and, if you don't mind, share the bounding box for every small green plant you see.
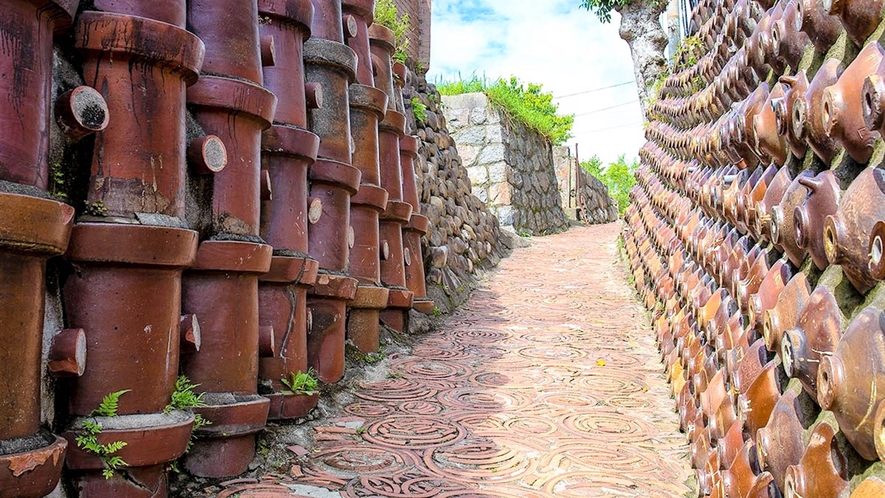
[49,162,67,200]
[84,200,108,216]
[76,390,130,479]
[280,369,319,395]
[93,389,129,417]
[432,305,442,317]
[671,36,704,72]
[411,97,428,122]
[386,372,404,379]
[517,230,533,238]
[165,375,211,451]
[355,426,367,435]
[374,0,410,63]
[166,376,206,413]
[365,352,385,364]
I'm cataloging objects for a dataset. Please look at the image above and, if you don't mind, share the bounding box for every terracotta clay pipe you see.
[770,169,815,266]
[797,0,843,52]
[824,0,884,47]
[781,286,844,398]
[818,307,885,461]
[824,167,885,294]
[822,42,883,164]
[257,0,324,421]
[794,59,843,165]
[793,170,841,270]
[774,74,809,160]
[763,272,811,355]
[783,421,850,498]
[756,386,807,492]
[747,258,791,334]
[773,0,811,70]
[754,165,792,243]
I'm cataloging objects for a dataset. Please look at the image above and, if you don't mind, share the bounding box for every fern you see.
[76,393,130,480]
[164,376,211,453]
[91,389,129,417]
[166,376,206,413]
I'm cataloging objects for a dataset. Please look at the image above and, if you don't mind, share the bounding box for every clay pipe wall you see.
[181,0,278,479]
[76,10,206,223]
[257,0,324,421]
[0,1,87,495]
[304,0,361,384]
[371,25,414,332]
[61,3,205,495]
[400,134,435,315]
[344,0,394,354]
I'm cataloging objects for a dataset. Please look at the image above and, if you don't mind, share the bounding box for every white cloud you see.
[428,0,645,165]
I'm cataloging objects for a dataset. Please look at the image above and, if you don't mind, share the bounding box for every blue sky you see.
[427,0,645,165]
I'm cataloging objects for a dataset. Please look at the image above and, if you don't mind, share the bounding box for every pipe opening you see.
[872,235,883,268]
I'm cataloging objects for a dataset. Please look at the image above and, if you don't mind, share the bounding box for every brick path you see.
[215,223,694,497]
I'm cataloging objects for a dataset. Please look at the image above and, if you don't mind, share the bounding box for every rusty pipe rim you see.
[821,88,838,137]
[863,75,885,133]
[873,400,885,461]
[762,309,777,350]
[771,20,784,58]
[791,97,807,140]
[816,354,841,410]
[869,222,885,279]
[755,427,770,472]
[769,205,784,245]
[783,466,801,498]
[792,206,809,249]
[823,215,841,264]
[772,97,790,136]
[780,328,800,378]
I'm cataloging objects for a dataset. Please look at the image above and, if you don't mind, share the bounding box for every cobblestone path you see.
[215,223,694,497]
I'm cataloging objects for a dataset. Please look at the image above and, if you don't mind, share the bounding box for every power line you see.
[553,81,635,99]
[573,121,645,134]
[573,100,639,117]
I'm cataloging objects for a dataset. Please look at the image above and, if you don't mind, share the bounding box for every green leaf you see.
[166,375,206,413]
[280,369,319,395]
[92,390,130,417]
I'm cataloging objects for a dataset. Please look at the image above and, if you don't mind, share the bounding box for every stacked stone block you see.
[443,93,569,236]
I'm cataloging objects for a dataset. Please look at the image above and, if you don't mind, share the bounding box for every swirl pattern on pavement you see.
[214,224,694,497]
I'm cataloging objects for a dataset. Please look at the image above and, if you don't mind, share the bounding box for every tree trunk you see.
[616,0,669,115]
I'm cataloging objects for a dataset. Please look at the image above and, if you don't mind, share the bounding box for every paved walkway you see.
[214,223,694,497]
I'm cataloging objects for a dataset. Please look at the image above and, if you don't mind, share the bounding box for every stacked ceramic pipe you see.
[372,25,417,332]
[302,0,361,384]
[257,0,323,423]
[60,0,216,494]
[342,0,393,354]
[180,0,278,478]
[0,1,100,496]
[626,0,885,495]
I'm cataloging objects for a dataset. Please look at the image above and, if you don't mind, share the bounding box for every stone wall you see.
[442,93,570,236]
[401,75,513,312]
[577,169,620,225]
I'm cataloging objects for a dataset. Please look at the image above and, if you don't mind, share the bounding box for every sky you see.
[427,0,646,166]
